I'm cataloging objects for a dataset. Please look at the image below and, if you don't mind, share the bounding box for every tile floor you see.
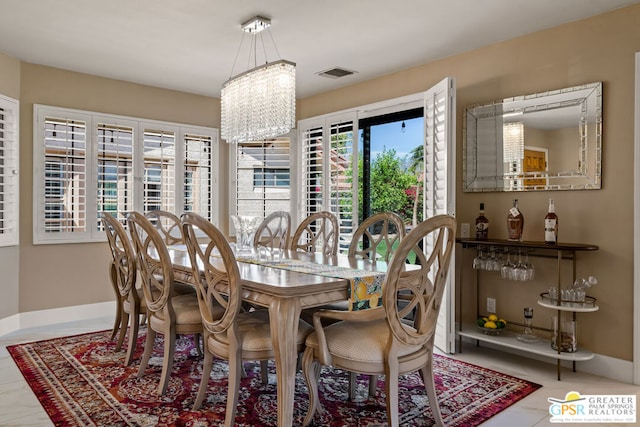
[0,316,638,426]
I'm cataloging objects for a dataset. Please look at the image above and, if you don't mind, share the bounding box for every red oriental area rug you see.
[8,329,541,426]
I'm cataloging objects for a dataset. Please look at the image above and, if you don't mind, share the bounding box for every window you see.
[0,94,19,247]
[299,114,357,253]
[34,105,219,244]
[253,168,290,187]
[230,138,291,220]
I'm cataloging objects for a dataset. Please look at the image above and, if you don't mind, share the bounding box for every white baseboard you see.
[0,301,116,337]
[457,335,632,384]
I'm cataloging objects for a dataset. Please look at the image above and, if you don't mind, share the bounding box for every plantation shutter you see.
[142,128,176,214]
[423,77,456,353]
[183,131,217,223]
[0,95,19,246]
[38,113,90,240]
[232,138,291,220]
[97,122,135,226]
[299,115,356,254]
[329,121,355,253]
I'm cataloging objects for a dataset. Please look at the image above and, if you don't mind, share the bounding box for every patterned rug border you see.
[8,329,542,426]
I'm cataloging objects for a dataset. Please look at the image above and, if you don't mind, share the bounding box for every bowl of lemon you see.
[476,314,507,335]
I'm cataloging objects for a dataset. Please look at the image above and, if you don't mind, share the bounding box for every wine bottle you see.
[544,198,558,244]
[507,199,524,241]
[475,203,489,240]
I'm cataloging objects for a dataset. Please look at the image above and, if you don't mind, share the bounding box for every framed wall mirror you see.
[463,82,602,192]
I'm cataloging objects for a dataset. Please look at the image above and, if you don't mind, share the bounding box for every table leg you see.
[269,297,302,427]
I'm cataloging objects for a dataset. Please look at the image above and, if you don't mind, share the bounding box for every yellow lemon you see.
[355,282,368,301]
[484,321,497,329]
[369,293,380,307]
[488,314,498,322]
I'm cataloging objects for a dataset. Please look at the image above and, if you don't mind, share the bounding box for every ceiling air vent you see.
[316,67,357,79]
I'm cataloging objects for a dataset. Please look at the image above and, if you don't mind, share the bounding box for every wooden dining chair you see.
[290,211,339,256]
[102,212,147,366]
[144,210,184,245]
[301,215,456,427]
[181,212,313,426]
[127,211,204,396]
[253,210,291,251]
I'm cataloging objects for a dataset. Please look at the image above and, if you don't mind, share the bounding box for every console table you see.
[456,238,599,380]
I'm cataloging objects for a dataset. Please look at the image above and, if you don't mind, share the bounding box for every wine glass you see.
[514,250,528,281]
[523,251,535,280]
[501,250,515,279]
[473,247,486,270]
[517,307,539,343]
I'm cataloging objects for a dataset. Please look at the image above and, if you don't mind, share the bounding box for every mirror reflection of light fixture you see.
[221,16,296,144]
[503,122,524,164]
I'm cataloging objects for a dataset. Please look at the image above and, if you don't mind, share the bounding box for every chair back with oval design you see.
[145,210,184,246]
[253,210,291,251]
[103,212,138,303]
[382,214,456,347]
[348,211,406,262]
[128,211,174,314]
[291,211,339,256]
[181,212,242,335]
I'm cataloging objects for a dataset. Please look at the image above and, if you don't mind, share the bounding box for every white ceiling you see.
[0,0,638,99]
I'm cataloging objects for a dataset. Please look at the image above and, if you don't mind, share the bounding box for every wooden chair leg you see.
[193,349,214,410]
[157,328,176,396]
[349,371,358,400]
[115,311,129,351]
[368,374,378,397]
[111,297,123,340]
[384,362,400,427]
[421,363,444,426]
[137,327,156,378]
[225,346,242,427]
[260,360,269,384]
[124,311,140,366]
[302,349,321,426]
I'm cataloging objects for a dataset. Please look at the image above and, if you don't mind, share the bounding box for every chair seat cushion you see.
[153,294,202,324]
[212,310,313,352]
[306,319,421,363]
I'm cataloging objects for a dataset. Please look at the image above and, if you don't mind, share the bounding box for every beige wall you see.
[299,5,639,361]
[0,52,21,319]
[3,5,638,362]
[18,64,222,313]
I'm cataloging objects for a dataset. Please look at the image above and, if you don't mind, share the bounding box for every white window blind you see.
[232,138,291,219]
[143,128,176,214]
[97,122,134,225]
[299,117,356,253]
[0,95,19,247]
[34,105,219,244]
[184,132,216,222]
[42,116,88,235]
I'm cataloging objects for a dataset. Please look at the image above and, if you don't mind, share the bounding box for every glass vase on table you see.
[230,215,261,254]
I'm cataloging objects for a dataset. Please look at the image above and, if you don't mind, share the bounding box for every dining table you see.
[165,245,390,427]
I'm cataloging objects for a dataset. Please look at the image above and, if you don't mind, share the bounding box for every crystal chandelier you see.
[503,122,524,164]
[221,16,296,144]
